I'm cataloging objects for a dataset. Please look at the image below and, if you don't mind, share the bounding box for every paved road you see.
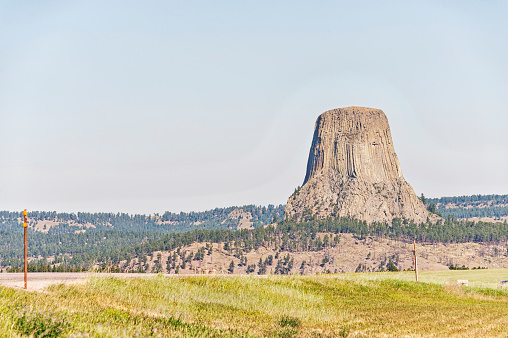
[0,273,246,292]
[0,273,160,292]
[0,273,270,292]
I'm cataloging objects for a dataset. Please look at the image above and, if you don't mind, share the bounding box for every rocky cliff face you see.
[285,106,432,224]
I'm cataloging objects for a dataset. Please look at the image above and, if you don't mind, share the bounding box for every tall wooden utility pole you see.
[413,240,418,282]
[23,209,28,290]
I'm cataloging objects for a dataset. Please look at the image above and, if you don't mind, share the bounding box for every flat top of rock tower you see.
[338,106,379,111]
[321,106,384,116]
[316,107,389,129]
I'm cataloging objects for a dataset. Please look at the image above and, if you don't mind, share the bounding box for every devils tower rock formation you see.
[285,106,431,224]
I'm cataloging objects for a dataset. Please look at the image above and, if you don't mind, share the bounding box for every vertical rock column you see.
[285,106,431,224]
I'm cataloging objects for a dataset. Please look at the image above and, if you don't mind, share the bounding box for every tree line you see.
[425,194,508,219]
[426,194,508,206]
[3,196,508,271]
[73,216,508,270]
[0,204,285,234]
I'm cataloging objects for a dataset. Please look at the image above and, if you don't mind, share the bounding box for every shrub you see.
[387,262,399,272]
[279,315,301,328]
[278,316,301,337]
[339,325,350,337]
[12,306,70,337]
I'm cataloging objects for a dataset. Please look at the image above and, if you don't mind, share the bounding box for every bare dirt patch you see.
[228,208,253,229]
[466,216,508,223]
[32,220,96,233]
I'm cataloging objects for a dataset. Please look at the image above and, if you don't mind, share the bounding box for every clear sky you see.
[1,1,507,214]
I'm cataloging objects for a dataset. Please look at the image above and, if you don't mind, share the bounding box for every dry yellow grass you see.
[2,272,508,337]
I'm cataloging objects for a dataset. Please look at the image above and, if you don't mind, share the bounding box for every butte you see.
[284,106,433,224]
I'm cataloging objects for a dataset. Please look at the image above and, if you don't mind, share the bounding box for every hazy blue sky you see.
[1,1,507,214]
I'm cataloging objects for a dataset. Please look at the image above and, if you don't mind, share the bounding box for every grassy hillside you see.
[104,217,508,274]
[3,194,508,272]
[337,268,508,289]
[6,215,508,273]
[119,233,508,275]
[2,273,508,337]
[0,205,284,270]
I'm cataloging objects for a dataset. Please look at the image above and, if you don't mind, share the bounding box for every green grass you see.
[2,273,508,337]
[335,268,508,289]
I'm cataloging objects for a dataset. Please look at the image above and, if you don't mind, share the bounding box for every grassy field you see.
[2,271,508,337]
[337,268,508,289]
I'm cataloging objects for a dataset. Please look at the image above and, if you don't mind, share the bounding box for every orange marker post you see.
[23,209,27,290]
[413,240,418,282]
